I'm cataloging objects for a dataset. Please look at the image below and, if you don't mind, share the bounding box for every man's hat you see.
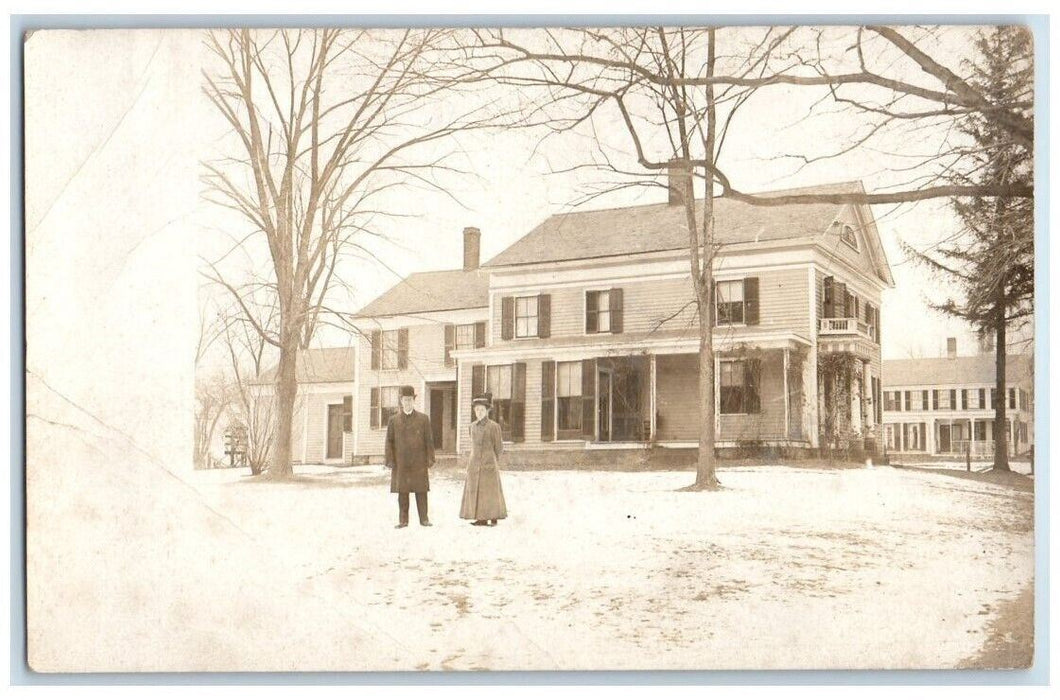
[471,391,493,408]
[400,385,416,398]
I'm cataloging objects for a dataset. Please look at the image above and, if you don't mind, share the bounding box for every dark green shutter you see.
[397,328,409,369]
[932,390,939,411]
[538,294,551,338]
[581,359,596,439]
[743,277,759,325]
[823,276,835,318]
[512,362,526,442]
[443,324,455,367]
[610,288,624,333]
[950,389,957,411]
[474,321,486,348]
[541,360,556,441]
[471,365,485,421]
[501,297,515,340]
[370,387,379,429]
[370,330,381,370]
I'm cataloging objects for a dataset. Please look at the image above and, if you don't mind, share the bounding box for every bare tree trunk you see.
[695,291,720,489]
[268,337,298,479]
[993,296,1010,471]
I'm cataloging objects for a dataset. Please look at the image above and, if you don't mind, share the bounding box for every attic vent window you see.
[840,223,859,251]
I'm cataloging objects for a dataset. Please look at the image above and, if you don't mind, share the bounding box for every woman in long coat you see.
[460,392,507,526]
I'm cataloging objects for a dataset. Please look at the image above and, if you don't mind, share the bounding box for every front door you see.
[938,424,951,454]
[598,370,612,441]
[430,389,445,450]
[326,404,344,460]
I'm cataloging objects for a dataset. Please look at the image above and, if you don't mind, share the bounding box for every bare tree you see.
[194,371,232,469]
[201,28,493,479]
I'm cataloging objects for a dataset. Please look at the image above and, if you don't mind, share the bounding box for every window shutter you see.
[979,388,986,408]
[474,321,486,348]
[541,360,556,441]
[586,291,598,334]
[538,294,551,338]
[471,364,485,422]
[343,395,352,432]
[370,387,379,429]
[746,359,762,413]
[922,390,929,410]
[610,288,624,333]
[443,324,455,367]
[835,282,847,318]
[950,389,957,411]
[581,359,596,439]
[397,328,409,369]
[823,276,835,318]
[932,390,939,411]
[904,391,910,411]
[370,330,381,370]
[743,277,760,325]
[962,389,968,410]
[512,362,526,442]
[501,297,515,340]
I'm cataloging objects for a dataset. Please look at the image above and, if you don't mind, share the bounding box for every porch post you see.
[649,353,657,442]
[783,347,790,442]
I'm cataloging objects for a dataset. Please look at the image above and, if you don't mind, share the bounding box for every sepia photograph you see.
[22,18,1039,675]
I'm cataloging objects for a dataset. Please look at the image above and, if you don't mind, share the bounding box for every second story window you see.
[841,224,859,251]
[586,290,611,333]
[455,324,476,350]
[515,296,539,338]
[381,329,401,370]
[716,280,744,324]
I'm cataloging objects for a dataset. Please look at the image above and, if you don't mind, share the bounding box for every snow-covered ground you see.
[179,461,1033,671]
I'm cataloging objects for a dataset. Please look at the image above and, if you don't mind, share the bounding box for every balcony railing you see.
[819,317,874,339]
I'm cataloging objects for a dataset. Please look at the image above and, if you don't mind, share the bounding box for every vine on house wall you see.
[817,351,863,451]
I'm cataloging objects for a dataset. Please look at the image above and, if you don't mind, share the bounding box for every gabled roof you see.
[352,268,490,318]
[483,181,892,284]
[255,346,355,385]
[883,353,1033,388]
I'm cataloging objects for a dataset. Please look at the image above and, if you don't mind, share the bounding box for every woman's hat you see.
[399,385,416,398]
[471,391,493,408]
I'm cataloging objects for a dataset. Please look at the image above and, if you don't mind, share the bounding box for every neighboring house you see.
[441,174,894,457]
[256,346,356,464]
[881,340,1033,458]
[350,228,491,458]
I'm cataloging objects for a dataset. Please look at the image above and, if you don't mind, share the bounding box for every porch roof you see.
[451,327,810,361]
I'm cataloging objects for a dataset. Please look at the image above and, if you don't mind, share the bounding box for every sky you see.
[25,26,1034,392]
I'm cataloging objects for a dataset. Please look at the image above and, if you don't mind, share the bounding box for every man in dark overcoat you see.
[385,385,435,527]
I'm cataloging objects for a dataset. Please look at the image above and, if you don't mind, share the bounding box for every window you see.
[455,323,477,350]
[974,421,986,441]
[515,296,538,338]
[908,391,924,411]
[371,386,400,429]
[586,290,612,333]
[990,388,997,409]
[938,390,952,410]
[486,364,514,436]
[841,224,859,250]
[720,360,759,414]
[381,329,400,370]
[716,281,745,324]
[884,391,896,412]
[556,361,583,432]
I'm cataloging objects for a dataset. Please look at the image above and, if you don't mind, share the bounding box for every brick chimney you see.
[463,227,481,271]
[667,160,692,206]
[946,337,957,359]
